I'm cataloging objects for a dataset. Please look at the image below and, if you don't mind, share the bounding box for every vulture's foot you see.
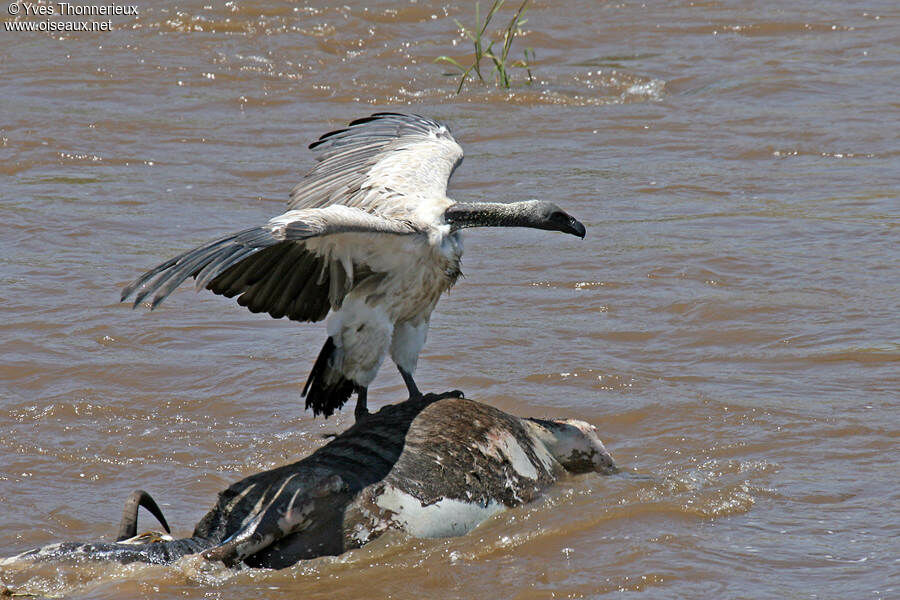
[422,390,465,401]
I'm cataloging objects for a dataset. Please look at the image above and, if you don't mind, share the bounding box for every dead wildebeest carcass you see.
[3,396,616,570]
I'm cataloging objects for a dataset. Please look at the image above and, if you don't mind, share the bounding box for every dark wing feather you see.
[121,206,418,322]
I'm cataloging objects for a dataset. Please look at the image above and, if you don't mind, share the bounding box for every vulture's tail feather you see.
[302,337,354,418]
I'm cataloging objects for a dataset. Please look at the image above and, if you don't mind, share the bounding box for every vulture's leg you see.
[392,322,464,401]
[398,366,422,400]
[354,385,369,421]
[398,366,464,401]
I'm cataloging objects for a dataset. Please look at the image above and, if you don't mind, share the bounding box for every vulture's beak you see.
[564,216,586,239]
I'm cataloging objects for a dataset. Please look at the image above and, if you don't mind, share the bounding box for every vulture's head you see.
[521,201,586,238]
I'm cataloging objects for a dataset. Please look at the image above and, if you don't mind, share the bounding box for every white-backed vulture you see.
[121,113,586,420]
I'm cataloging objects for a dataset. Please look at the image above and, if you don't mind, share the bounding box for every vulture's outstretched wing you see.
[288,113,464,213]
[121,206,419,322]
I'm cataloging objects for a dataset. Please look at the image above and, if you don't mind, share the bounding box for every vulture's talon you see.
[422,390,465,401]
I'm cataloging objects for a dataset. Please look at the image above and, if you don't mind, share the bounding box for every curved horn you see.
[116,489,172,541]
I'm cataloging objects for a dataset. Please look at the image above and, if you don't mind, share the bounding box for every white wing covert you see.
[288,113,464,217]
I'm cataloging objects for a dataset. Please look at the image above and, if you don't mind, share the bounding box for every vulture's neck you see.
[442,201,544,231]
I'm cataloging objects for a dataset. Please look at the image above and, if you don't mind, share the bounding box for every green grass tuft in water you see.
[435,0,535,95]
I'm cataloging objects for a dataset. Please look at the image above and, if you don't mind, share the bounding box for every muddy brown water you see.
[1,1,898,598]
